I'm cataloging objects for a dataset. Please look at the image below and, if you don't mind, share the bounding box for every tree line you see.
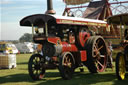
[19,33,32,42]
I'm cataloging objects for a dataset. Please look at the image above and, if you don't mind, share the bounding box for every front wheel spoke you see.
[35,57,40,63]
[68,63,72,67]
[32,67,35,71]
[35,57,38,62]
[65,56,68,63]
[35,59,38,64]
[32,60,36,64]
[36,70,39,75]
[63,56,72,67]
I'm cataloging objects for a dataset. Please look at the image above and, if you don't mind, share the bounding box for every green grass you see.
[0,54,128,85]
[112,50,120,60]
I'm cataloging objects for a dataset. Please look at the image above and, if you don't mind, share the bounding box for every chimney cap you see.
[45,0,56,14]
[45,10,56,14]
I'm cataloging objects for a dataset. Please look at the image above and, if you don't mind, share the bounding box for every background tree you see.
[19,33,32,42]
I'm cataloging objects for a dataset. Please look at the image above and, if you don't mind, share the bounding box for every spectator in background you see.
[107,41,113,70]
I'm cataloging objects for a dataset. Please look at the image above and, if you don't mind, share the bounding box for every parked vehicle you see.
[0,42,13,54]
[24,42,34,53]
[107,13,128,80]
[15,43,30,54]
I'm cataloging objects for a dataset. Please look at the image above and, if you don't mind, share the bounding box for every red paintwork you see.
[69,34,75,44]
[62,42,78,52]
[47,37,61,44]
[52,56,58,61]
[79,32,90,47]
[80,50,87,62]
[47,37,78,52]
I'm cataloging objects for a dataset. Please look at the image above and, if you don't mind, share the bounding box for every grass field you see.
[0,54,128,85]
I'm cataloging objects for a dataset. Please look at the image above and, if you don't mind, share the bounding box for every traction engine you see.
[20,0,109,80]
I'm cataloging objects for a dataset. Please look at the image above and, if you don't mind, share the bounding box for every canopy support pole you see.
[32,24,34,39]
[45,22,48,37]
[120,16,123,41]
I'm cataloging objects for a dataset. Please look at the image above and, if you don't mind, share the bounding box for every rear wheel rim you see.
[93,38,107,72]
[119,55,126,80]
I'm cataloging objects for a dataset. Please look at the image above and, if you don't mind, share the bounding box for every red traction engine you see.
[20,14,108,80]
[20,0,109,80]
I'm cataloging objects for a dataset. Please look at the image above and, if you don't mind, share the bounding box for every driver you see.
[123,29,128,43]
[124,29,128,40]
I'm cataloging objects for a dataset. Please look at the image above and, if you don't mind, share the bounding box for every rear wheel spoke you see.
[97,60,104,69]
[98,45,103,51]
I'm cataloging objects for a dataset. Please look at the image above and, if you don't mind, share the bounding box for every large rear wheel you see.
[124,45,128,71]
[116,52,126,80]
[84,36,107,73]
[59,52,75,80]
[28,54,45,80]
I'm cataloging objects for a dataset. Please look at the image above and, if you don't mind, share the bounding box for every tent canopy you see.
[82,0,112,20]
[63,0,90,5]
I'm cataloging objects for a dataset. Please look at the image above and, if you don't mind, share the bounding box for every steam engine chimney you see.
[45,0,56,14]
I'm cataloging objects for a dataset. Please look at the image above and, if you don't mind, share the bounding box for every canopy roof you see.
[20,14,107,27]
[20,14,55,26]
[63,0,90,5]
[107,13,128,25]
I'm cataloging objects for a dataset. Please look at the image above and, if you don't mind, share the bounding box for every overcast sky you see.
[0,0,65,40]
[0,0,128,40]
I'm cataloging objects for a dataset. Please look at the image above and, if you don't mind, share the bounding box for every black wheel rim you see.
[28,54,45,80]
[116,53,126,80]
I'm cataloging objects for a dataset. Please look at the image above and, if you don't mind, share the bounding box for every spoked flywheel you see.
[59,52,75,80]
[116,52,126,80]
[28,54,45,80]
[84,36,107,73]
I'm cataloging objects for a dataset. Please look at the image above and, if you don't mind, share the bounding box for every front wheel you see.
[59,52,75,80]
[116,52,126,80]
[28,54,45,80]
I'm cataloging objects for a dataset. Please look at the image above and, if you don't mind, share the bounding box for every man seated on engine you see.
[124,29,128,64]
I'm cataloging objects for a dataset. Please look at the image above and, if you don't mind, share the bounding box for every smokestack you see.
[45,0,56,14]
